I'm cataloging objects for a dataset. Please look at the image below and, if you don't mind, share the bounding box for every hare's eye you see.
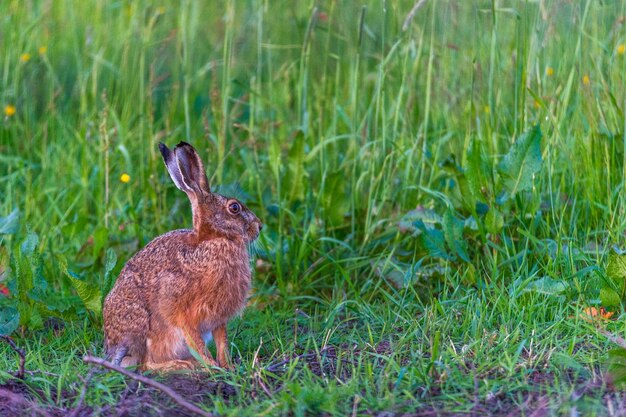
[228,201,241,215]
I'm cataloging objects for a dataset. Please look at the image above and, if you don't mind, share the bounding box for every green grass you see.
[2,0,626,415]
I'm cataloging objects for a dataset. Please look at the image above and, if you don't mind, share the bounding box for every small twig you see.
[83,355,215,417]
[24,370,61,378]
[351,394,361,417]
[1,335,25,379]
[253,372,274,398]
[265,354,315,373]
[596,326,626,349]
[295,308,311,319]
[252,337,263,369]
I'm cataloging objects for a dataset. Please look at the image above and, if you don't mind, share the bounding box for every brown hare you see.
[103,142,262,371]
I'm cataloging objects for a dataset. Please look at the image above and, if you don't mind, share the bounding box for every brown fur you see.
[103,142,261,370]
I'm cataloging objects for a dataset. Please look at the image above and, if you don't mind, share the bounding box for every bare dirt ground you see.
[0,345,623,417]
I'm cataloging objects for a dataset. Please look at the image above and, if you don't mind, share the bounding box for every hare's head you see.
[159,142,262,244]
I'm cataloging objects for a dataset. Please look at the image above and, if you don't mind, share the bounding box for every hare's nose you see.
[258,223,263,231]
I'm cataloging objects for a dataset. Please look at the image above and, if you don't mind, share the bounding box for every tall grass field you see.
[3,0,626,415]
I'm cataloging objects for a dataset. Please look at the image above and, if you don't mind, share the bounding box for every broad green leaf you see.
[19,307,43,329]
[268,136,281,179]
[465,138,492,202]
[416,221,451,260]
[104,248,118,276]
[523,276,568,295]
[452,241,470,263]
[443,209,469,262]
[65,269,102,315]
[497,125,542,196]
[485,208,504,234]
[285,131,306,202]
[30,251,48,291]
[610,348,626,359]
[608,348,626,388]
[398,207,442,235]
[442,157,474,211]
[103,248,118,296]
[373,259,420,289]
[0,307,19,335]
[0,209,20,235]
[607,253,626,279]
[321,170,349,225]
[600,287,621,307]
[443,209,463,243]
[606,253,626,299]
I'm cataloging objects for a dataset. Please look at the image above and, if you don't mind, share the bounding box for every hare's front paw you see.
[220,361,234,371]
[197,354,219,368]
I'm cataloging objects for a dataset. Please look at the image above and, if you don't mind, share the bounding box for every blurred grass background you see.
[3,0,626,291]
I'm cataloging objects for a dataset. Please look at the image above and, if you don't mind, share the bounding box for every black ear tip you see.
[158,143,171,160]
[176,141,195,151]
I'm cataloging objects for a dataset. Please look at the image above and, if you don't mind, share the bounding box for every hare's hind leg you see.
[103,293,149,367]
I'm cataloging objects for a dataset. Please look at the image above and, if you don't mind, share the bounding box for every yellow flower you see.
[618,44,626,55]
[120,173,131,183]
[20,53,31,63]
[582,75,590,85]
[38,46,47,55]
[4,105,16,117]
[546,67,554,77]
[483,105,490,115]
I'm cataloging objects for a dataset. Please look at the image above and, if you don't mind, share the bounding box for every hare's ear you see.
[159,142,193,193]
[173,141,211,195]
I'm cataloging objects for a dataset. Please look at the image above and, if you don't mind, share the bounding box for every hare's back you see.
[105,229,195,303]
[119,229,195,277]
